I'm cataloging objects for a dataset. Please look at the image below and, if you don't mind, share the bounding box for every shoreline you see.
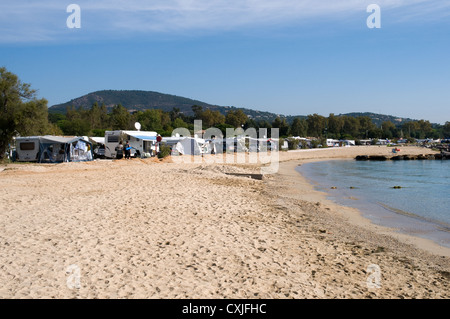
[263,152,450,298]
[279,158,450,258]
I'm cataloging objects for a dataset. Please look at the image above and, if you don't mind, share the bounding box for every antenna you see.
[135,122,141,131]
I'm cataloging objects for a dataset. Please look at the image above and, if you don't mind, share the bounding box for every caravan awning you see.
[125,131,157,141]
[36,136,93,163]
[130,135,157,141]
[39,136,81,144]
[89,137,105,145]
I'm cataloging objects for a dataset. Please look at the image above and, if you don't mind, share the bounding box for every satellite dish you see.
[135,122,141,131]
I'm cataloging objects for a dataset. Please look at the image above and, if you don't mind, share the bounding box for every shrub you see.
[286,138,298,150]
[311,139,320,148]
[158,143,172,159]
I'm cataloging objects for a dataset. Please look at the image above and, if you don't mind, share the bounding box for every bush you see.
[215,123,235,135]
[157,130,174,137]
[311,139,320,148]
[91,129,106,137]
[158,143,172,159]
[286,138,298,150]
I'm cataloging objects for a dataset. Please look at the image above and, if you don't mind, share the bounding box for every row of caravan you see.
[12,131,158,163]
[102,130,278,158]
[13,130,279,162]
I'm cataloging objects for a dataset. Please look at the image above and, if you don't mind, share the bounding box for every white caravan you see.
[104,130,158,159]
[14,136,40,162]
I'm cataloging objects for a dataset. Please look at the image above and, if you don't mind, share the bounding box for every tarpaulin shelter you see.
[174,137,206,155]
[37,136,93,163]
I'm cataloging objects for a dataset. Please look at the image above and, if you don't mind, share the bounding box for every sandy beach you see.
[0,146,449,298]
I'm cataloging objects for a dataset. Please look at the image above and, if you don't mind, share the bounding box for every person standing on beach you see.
[209,136,216,155]
[124,140,131,159]
[115,141,124,159]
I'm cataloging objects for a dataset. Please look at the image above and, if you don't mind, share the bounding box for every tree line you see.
[0,67,62,159]
[46,104,450,141]
[48,103,249,138]
[1,67,450,159]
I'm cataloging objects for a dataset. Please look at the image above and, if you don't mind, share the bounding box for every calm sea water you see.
[297,160,450,248]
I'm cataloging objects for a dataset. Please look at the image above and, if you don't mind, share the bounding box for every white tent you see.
[161,137,183,148]
[174,137,205,155]
[89,137,105,145]
[38,136,93,163]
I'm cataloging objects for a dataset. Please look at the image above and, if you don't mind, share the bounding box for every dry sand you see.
[0,146,448,298]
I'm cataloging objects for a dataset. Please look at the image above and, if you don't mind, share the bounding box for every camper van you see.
[104,130,158,159]
[15,137,40,162]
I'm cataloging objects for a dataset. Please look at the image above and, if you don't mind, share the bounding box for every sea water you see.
[297,160,450,248]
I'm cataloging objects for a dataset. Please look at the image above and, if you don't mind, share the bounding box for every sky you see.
[0,1,449,124]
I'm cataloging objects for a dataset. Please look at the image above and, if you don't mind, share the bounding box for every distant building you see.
[376,139,389,145]
[326,139,355,147]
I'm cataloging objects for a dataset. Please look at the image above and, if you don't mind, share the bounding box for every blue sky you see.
[1,1,449,124]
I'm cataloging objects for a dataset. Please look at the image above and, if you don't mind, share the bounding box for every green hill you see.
[48,89,280,122]
[49,90,220,114]
[49,90,424,126]
[338,112,416,127]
